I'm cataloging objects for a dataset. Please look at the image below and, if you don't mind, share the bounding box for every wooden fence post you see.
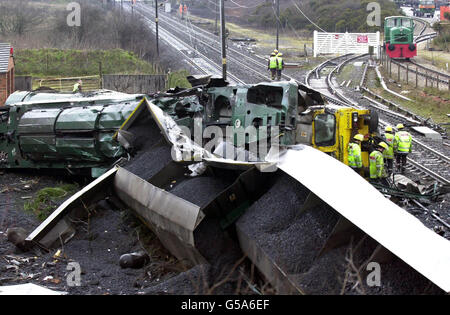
[406,64,409,85]
[416,68,418,88]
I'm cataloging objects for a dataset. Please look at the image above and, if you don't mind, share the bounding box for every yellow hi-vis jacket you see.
[276,57,284,70]
[394,131,412,154]
[348,142,362,168]
[268,56,278,69]
[383,133,394,159]
[73,83,80,93]
[369,150,385,179]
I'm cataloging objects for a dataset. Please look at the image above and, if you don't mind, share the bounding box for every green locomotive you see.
[384,16,417,59]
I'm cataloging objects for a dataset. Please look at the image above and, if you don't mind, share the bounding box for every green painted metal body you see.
[152,81,304,148]
[0,91,144,176]
[384,16,415,45]
[232,82,299,146]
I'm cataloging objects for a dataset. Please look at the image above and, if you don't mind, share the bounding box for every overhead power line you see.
[289,0,328,33]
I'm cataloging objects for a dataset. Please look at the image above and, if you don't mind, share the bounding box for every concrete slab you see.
[411,126,442,140]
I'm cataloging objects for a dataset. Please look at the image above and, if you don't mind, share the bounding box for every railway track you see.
[358,80,450,186]
[305,54,358,106]
[128,4,247,84]
[318,58,450,231]
[309,54,450,189]
[134,3,285,84]
[412,17,438,43]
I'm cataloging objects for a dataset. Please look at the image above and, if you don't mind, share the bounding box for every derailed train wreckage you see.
[3,78,450,294]
[0,90,145,177]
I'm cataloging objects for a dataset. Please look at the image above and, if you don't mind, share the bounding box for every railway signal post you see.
[220,0,227,80]
[276,0,280,50]
[155,0,159,58]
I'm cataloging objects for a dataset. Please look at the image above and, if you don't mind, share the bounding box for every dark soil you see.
[0,169,184,294]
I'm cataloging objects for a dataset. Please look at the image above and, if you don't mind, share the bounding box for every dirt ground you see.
[0,169,189,295]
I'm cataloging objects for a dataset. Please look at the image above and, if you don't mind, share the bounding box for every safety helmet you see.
[396,123,404,130]
[278,53,283,57]
[378,142,388,150]
[385,126,393,133]
[273,49,279,54]
[354,134,364,142]
[271,52,276,56]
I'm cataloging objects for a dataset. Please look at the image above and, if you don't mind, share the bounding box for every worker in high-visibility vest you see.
[394,123,412,174]
[267,52,278,81]
[348,134,364,173]
[73,79,82,93]
[370,142,388,182]
[383,126,395,174]
[276,52,285,81]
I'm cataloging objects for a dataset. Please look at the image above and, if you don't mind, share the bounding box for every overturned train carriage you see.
[0,90,145,176]
[13,80,450,294]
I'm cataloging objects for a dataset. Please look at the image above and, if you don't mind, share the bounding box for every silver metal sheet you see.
[26,167,118,247]
[277,145,450,293]
[114,167,206,265]
[0,284,65,295]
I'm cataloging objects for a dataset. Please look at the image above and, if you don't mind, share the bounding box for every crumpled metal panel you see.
[26,167,118,248]
[6,90,145,107]
[113,167,207,265]
[55,106,103,131]
[18,109,61,134]
[98,132,124,158]
[98,103,138,130]
[19,136,58,159]
[55,138,101,162]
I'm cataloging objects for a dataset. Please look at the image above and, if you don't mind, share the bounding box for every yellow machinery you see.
[297,106,377,171]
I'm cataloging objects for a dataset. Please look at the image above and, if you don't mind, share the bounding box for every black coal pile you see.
[237,171,340,280]
[123,114,173,180]
[167,171,244,294]
[144,264,211,295]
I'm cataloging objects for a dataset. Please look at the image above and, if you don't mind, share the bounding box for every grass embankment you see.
[24,184,79,221]
[15,49,191,89]
[417,51,450,73]
[371,69,449,125]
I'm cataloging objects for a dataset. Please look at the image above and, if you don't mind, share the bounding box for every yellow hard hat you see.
[396,123,404,130]
[278,53,283,57]
[385,126,393,133]
[378,142,388,150]
[354,134,364,142]
[273,49,279,54]
[271,52,276,56]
